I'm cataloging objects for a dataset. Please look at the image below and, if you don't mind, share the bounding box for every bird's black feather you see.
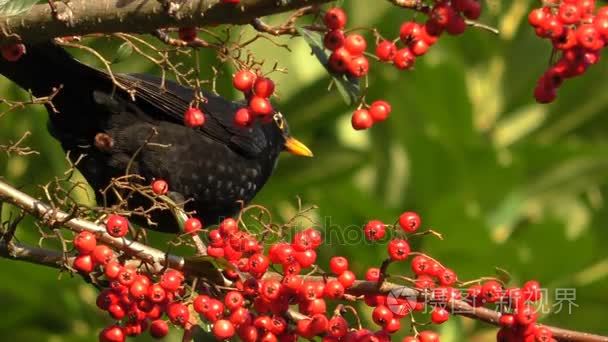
[0,41,287,232]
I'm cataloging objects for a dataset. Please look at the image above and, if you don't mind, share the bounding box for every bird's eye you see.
[273,113,285,130]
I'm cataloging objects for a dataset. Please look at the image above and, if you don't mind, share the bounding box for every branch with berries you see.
[1,178,607,342]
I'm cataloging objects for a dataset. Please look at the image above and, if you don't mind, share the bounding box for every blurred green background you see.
[2,0,608,340]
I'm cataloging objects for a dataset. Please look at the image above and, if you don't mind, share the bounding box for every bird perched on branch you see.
[0,41,313,232]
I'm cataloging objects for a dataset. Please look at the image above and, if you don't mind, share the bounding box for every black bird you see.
[0,42,313,232]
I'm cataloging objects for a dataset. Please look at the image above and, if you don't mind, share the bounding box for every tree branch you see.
[1,179,606,342]
[0,0,333,45]
[0,178,184,272]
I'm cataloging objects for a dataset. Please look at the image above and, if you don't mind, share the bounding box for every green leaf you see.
[111,42,133,64]
[296,26,360,105]
[495,267,512,284]
[0,0,41,16]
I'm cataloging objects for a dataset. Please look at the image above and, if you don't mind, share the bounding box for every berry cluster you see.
[529,0,606,103]
[71,206,551,342]
[379,0,481,71]
[232,70,276,127]
[321,8,394,130]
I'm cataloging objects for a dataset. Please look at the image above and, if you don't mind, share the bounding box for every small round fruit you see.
[375,40,397,61]
[398,211,421,233]
[106,214,129,238]
[253,77,275,98]
[234,107,253,127]
[74,231,97,254]
[151,179,168,195]
[1,44,26,62]
[369,100,392,122]
[249,96,273,116]
[213,319,236,339]
[149,320,169,338]
[324,8,347,30]
[184,107,205,127]
[351,109,373,130]
[184,217,203,234]
[233,70,257,92]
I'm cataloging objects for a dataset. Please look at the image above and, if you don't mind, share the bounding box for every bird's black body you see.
[0,42,290,232]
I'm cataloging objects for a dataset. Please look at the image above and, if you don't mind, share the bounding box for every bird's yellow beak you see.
[284,137,313,157]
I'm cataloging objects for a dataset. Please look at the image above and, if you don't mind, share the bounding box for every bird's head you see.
[268,112,314,157]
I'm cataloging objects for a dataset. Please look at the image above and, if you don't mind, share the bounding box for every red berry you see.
[364,220,386,241]
[74,254,95,273]
[369,100,392,122]
[328,316,348,337]
[104,261,122,279]
[233,70,257,92]
[411,255,430,275]
[576,24,602,51]
[167,302,190,326]
[438,268,457,286]
[346,55,369,77]
[462,0,481,20]
[398,211,420,232]
[343,34,367,56]
[147,284,166,303]
[410,40,429,56]
[253,77,275,98]
[303,228,323,248]
[351,109,373,130]
[329,256,349,275]
[248,253,270,273]
[324,280,345,299]
[324,8,347,30]
[387,239,410,261]
[178,27,197,42]
[481,280,503,303]
[328,47,351,73]
[371,305,393,325]
[365,267,380,281]
[523,280,542,301]
[295,249,317,268]
[99,325,125,342]
[558,3,580,25]
[528,8,547,27]
[418,330,440,342]
[184,107,205,127]
[431,307,449,324]
[92,245,115,265]
[129,281,149,300]
[160,269,184,292]
[151,179,168,195]
[338,270,356,288]
[446,13,466,35]
[375,40,397,61]
[249,96,273,116]
[149,320,169,339]
[400,22,423,44]
[224,291,244,311]
[393,48,416,70]
[106,214,129,238]
[74,231,97,254]
[515,305,537,325]
[1,44,26,62]
[324,30,345,51]
[498,314,515,327]
[219,217,239,236]
[184,217,203,234]
[234,107,254,127]
[213,320,236,339]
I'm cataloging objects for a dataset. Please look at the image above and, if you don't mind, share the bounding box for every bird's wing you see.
[105,73,269,158]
